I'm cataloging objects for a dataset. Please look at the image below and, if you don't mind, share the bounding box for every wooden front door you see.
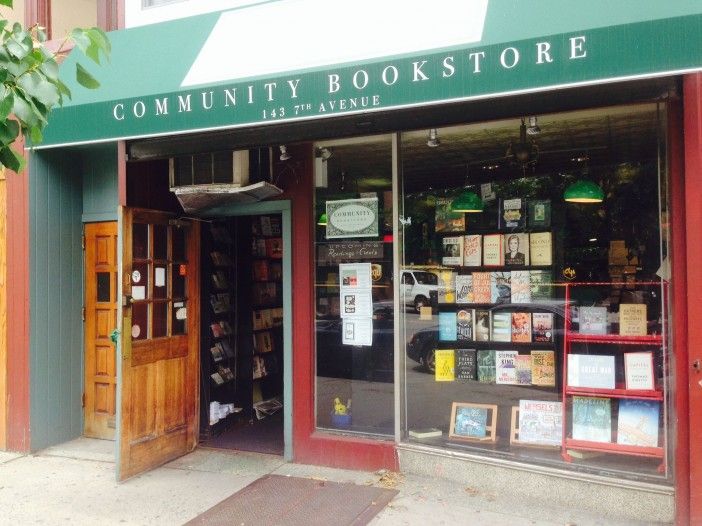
[84,221,119,439]
[118,208,200,481]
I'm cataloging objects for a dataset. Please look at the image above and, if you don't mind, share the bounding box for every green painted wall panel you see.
[82,144,118,223]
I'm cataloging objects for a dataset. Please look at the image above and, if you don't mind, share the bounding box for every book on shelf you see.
[532,313,554,343]
[453,405,489,439]
[504,233,530,266]
[477,350,496,383]
[253,355,267,379]
[567,354,615,389]
[498,198,526,229]
[435,197,466,233]
[260,215,273,236]
[515,354,532,384]
[456,309,474,341]
[435,349,455,382]
[518,400,562,446]
[483,234,505,266]
[254,331,274,354]
[510,270,531,303]
[572,396,612,443]
[252,310,267,331]
[530,350,556,387]
[270,261,283,281]
[266,238,284,258]
[211,271,229,290]
[220,339,235,359]
[439,312,458,341]
[475,309,491,342]
[624,352,655,390]
[270,216,282,236]
[578,306,608,335]
[529,232,553,266]
[529,270,553,302]
[527,199,551,229]
[218,365,234,381]
[210,293,229,314]
[210,372,225,385]
[253,260,270,281]
[210,251,232,267]
[437,270,457,304]
[455,349,477,380]
[210,322,224,338]
[463,234,482,267]
[491,311,512,342]
[409,427,443,439]
[511,312,532,343]
[619,304,648,336]
[455,275,473,304]
[253,282,278,305]
[442,236,464,266]
[495,350,518,384]
[472,272,491,303]
[616,399,660,447]
[219,320,233,335]
[252,238,267,257]
[210,345,224,362]
[271,307,284,327]
[490,271,511,304]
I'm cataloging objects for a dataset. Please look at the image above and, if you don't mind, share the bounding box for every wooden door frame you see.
[203,200,293,461]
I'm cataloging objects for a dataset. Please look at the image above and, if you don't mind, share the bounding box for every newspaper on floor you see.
[253,396,283,420]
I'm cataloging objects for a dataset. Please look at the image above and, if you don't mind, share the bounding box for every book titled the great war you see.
[455,349,477,380]
[531,350,556,386]
[472,272,492,303]
[442,236,464,266]
[496,350,518,384]
[477,350,496,383]
[456,309,474,341]
[510,270,531,303]
[511,312,532,343]
[619,304,648,336]
[475,309,491,341]
[455,275,474,304]
[567,354,615,389]
[491,311,512,342]
[529,232,553,266]
[490,271,511,304]
[483,234,505,266]
[572,396,612,443]
[498,198,526,229]
[532,312,554,342]
[463,234,482,267]
[439,312,458,341]
[527,199,552,229]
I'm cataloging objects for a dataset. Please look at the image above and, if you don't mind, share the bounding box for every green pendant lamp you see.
[317,212,328,225]
[451,190,484,213]
[563,180,604,203]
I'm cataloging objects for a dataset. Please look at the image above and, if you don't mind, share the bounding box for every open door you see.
[118,208,200,481]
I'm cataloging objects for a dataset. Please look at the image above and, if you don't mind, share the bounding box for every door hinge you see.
[81,307,86,322]
[81,392,85,408]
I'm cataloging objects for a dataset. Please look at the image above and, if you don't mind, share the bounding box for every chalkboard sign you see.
[455,348,477,380]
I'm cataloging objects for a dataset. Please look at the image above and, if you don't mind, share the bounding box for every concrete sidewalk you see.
[0,438,662,525]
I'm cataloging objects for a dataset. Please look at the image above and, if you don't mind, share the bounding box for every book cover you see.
[572,396,612,443]
[254,331,273,353]
[472,272,491,303]
[210,293,229,314]
[455,275,473,304]
[211,372,225,385]
[252,238,267,257]
[616,399,660,447]
[491,311,512,342]
[210,322,224,338]
[527,199,552,229]
[456,309,474,341]
[435,197,465,233]
[511,312,532,343]
[515,354,532,384]
[567,354,616,389]
[270,261,283,281]
[453,405,488,439]
[270,216,282,236]
[266,238,284,258]
[529,270,553,302]
[455,349,477,380]
[253,260,270,281]
[518,400,563,446]
[619,304,648,336]
[578,306,608,335]
[260,215,273,236]
[437,270,457,304]
[210,345,224,362]
[510,270,531,303]
[624,352,655,390]
[409,428,443,439]
[434,349,455,381]
[211,271,229,290]
[218,366,234,381]
[439,312,457,341]
[475,309,491,342]
[219,320,233,335]
[210,251,232,267]
[442,236,464,266]
[496,350,518,384]
[253,310,266,331]
[483,234,505,266]
[463,235,482,267]
[477,350,496,383]
[531,350,556,386]
[490,271,511,304]
[504,233,530,266]
[253,355,267,379]
[498,198,526,229]
[532,313,554,342]
[529,232,553,266]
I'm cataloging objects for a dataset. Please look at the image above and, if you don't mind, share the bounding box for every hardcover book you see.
[567,354,616,389]
[510,270,531,303]
[253,310,267,331]
[504,233,530,266]
[211,271,229,290]
[442,236,465,266]
[527,199,552,229]
[455,348,477,380]
[498,198,526,229]
[409,428,443,439]
[211,372,225,385]
[456,309,474,341]
[210,322,224,338]
[572,396,611,443]
[475,310,491,342]
[529,232,553,266]
[253,260,270,281]
[616,399,660,447]
[624,352,655,390]
[496,350,518,384]
[515,354,532,384]
[210,345,224,362]
[511,312,532,343]
[532,313,554,342]
[463,234,482,267]
[435,197,466,233]
[518,400,562,446]
[455,275,473,304]
[437,270,457,304]
[210,251,232,267]
[266,238,284,258]
[472,272,492,303]
[453,405,488,439]
[619,304,648,336]
[491,311,512,342]
[529,270,553,302]
[254,331,273,354]
[260,215,273,236]
[483,234,505,266]
[439,312,458,341]
[253,355,267,379]
[578,306,608,335]
[435,349,455,382]
[531,350,556,386]
[477,350,496,383]
[490,271,511,304]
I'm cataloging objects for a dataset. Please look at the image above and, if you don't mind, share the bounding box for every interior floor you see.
[201,413,284,456]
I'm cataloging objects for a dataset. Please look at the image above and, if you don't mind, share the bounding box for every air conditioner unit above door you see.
[169,150,250,189]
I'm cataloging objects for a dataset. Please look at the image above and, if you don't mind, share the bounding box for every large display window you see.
[399,104,673,482]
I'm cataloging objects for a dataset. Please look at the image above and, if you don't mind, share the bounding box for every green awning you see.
[38,1,702,148]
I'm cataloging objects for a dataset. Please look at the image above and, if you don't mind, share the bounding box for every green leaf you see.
[39,58,58,81]
[0,145,25,173]
[55,79,71,99]
[36,28,47,43]
[5,32,31,60]
[0,20,8,33]
[0,119,19,145]
[86,27,111,59]
[29,124,42,144]
[76,63,100,89]
[0,1,13,8]
[69,29,90,54]
[11,92,37,126]
[17,71,60,108]
[0,90,14,121]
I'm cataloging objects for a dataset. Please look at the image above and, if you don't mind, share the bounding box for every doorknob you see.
[122,294,133,307]
[692,359,701,373]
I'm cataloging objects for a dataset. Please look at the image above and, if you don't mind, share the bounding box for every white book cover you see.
[510,270,531,303]
[624,352,655,390]
[463,234,482,267]
[495,350,518,384]
[455,274,473,304]
[567,354,615,389]
[442,236,464,266]
[483,234,504,266]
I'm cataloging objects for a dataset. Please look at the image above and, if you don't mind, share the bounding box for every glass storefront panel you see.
[399,104,672,482]
[314,135,395,436]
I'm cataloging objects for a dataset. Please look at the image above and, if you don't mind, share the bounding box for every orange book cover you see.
[511,312,532,343]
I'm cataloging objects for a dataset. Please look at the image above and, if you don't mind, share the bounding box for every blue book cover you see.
[572,396,611,443]
[616,399,660,447]
[439,312,457,341]
[453,406,488,438]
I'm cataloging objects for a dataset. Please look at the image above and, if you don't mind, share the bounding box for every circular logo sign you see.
[131,324,141,338]
[132,270,141,283]
[329,204,375,233]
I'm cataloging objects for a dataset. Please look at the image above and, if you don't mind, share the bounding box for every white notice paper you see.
[339,262,372,290]
[155,267,166,287]
[342,318,373,346]
[341,291,372,318]
[132,286,146,300]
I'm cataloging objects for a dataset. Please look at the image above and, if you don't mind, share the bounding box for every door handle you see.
[122,294,133,307]
[692,359,701,373]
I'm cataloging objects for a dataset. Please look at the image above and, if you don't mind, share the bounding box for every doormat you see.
[185,474,398,526]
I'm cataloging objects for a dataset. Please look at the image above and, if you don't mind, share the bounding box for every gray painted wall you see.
[82,144,118,222]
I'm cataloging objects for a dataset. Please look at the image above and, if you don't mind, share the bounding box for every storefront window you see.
[314,135,394,436]
[400,104,672,482]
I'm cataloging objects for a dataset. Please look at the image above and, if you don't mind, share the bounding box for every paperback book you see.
[510,270,531,303]
[456,309,474,341]
[455,275,474,304]
[435,349,455,382]
[463,234,482,267]
[472,272,492,303]
[531,350,556,386]
[624,352,655,390]
[498,198,526,229]
[532,313,554,343]
[511,312,532,343]
[475,310,491,342]
[442,236,464,266]
[515,354,532,384]
[477,350,496,383]
[455,348,477,380]
[527,199,551,229]
[491,311,512,342]
[453,405,488,439]
[490,271,511,304]
[518,399,562,446]
[253,260,270,281]
[504,233,530,266]
[439,312,458,341]
[409,428,443,439]
[616,399,660,447]
[496,350,518,384]
[483,234,505,266]
[529,270,553,302]
[567,354,615,389]
[437,270,457,304]
[619,304,648,336]
[435,197,466,233]
[572,396,612,443]
[210,345,224,362]
[266,238,284,258]
[578,306,608,335]
[529,232,553,266]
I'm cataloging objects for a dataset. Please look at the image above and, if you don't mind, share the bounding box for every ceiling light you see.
[451,190,484,213]
[526,116,541,135]
[564,180,604,203]
[589,238,598,242]
[279,145,291,161]
[482,164,500,171]
[571,154,590,163]
[426,128,440,148]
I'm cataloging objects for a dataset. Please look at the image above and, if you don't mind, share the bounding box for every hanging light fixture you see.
[426,128,440,148]
[506,118,538,171]
[317,212,328,225]
[279,145,291,161]
[563,180,604,203]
